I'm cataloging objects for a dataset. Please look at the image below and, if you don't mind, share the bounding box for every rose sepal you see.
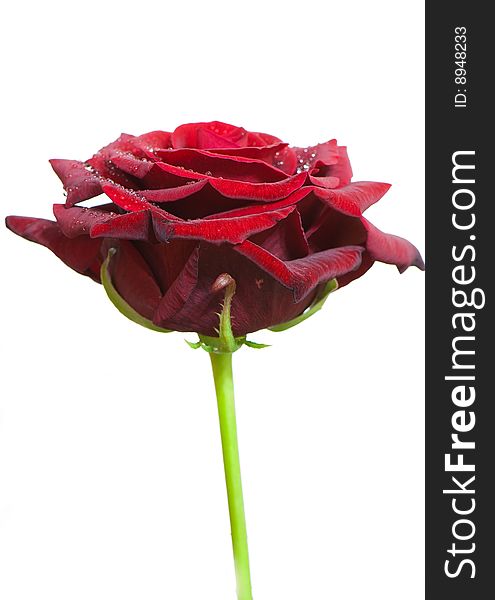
[187,335,270,352]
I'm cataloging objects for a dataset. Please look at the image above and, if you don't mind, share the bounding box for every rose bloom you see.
[6,121,424,336]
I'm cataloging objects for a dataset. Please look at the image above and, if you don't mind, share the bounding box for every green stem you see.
[209,352,253,600]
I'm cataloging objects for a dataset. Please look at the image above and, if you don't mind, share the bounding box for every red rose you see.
[6,121,424,336]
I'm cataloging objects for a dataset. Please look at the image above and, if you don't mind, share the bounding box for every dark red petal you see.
[139,179,209,202]
[273,145,298,175]
[207,187,312,219]
[197,127,241,149]
[293,140,340,171]
[91,211,154,241]
[86,134,140,190]
[214,143,297,175]
[133,130,171,151]
[154,247,200,323]
[337,252,375,287]
[108,152,156,179]
[245,131,282,147]
[135,239,197,294]
[86,156,137,191]
[172,121,249,149]
[362,218,425,272]
[249,209,309,260]
[236,240,364,301]
[101,183,152,212]
[142,186,248,220]
[293,142,353,185]
[6,215,102,279]
[326,146,353,185]
[53,203,117,238]
[95,132,173,180]
[140,163,198,189]
[314,181,391,216]
[296,191,327,231]
[154,206,296,244]
[153,243,318,336]
[306,207,367,251]
[92,133,138,159]
[213,142,286,160]
[153,162,306,202]
[152,148,287,182]
[108,241,162,320]
[101,183,181,221]
[109,150,203,193]
[49,159,103,206]
[209,171,307,201]
[208,182,377,223]
[152,160,205,181]
[308,173,340,189]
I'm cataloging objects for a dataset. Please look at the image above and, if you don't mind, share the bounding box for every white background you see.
[0,1,424,599]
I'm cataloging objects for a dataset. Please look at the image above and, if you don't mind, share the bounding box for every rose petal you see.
[106,148,197,191]
[142,186,248,220]
[108,241,162,320]
[326,145,353,185]
[172,121,249,149]
[154,206,296,244]
[293,140,340,170]
[139,179,209,202]
[208,182,376,223]
[249,209,309,260]
[245,131,282,147]
[236,240,364,301]
[209,171,307,201]
[152,160,206,181]
[337,252,375,287]
[50,159,103,206]
[197,128,242,149]
[214,143,297,175]
[92,133,138,158]
[101,183,152,212]
[133,130,172,152]
[313,182,391,216]
[153,160,307,201]
[296,191,327,231]
[306,207,367,251]
[362,218,425,272]
[154,243,318,336]
[154,246,200,323]
[101,183,181,221]
[141,163,198,189]
[206,187,313,219]
[91,211,155,241]
[213,142,286,160]
[152,148,287,182]
[84,133,143,190]
[308,173,340,189]
[53,203,117,238]
[108,152,156,179]
[135,239,197,293]
[6,215,102,280]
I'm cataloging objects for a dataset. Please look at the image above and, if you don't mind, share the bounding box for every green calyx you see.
[100,248,172,333]
[188,335,270,353]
